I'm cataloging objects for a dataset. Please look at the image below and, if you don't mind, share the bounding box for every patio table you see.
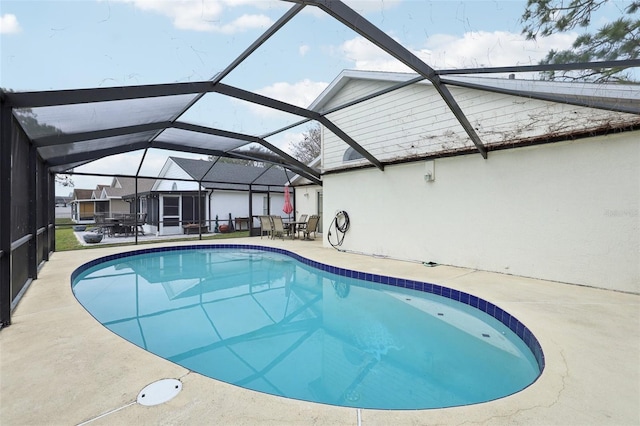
[283,221,307,239]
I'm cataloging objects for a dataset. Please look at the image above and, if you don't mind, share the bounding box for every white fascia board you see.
[310,70,639,114]
[445,75,640,100]
[290,155,322,185]
[308,69,421,112]
[152,157,176,191]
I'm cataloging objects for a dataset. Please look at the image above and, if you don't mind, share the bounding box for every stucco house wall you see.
[323,132,639,293]
[315,71,639,293]
[293,185,322,220]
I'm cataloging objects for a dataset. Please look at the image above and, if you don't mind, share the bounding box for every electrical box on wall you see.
[425,160,435,182]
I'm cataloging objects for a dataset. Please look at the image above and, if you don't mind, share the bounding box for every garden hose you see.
[328,210,350,249]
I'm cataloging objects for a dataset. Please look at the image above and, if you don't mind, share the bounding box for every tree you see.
[55,174,74,187]
[290,124,321,165]
[521,0,639,82]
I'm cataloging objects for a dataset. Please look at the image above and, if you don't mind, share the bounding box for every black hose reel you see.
[328,210,350,249]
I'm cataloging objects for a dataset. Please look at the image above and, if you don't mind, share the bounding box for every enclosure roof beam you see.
[436,59,640,76]
[226,150,321,186]
[147,141,228,158]
[45,141,151,167]
[441,78,640,115]
[146,3,308,148]
[152,139,321,185]
[6,81,218,108]
[299,0,487,159]
[33,122,173,146]
[263,75,426,139]
[214,82,384,170]
[212,3,305,84]
[173,121,321,180]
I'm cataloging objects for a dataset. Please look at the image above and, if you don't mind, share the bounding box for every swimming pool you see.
[72,245,544,410]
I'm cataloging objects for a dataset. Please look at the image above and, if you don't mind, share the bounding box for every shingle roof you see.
[110,177,157,198]
[72,189,94,200]
[170,157,291,192]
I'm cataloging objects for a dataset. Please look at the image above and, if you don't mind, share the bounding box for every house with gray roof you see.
[136,157,293,236]
[71,177,156,223]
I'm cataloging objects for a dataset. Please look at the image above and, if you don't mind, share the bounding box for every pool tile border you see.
[71,244,545,373]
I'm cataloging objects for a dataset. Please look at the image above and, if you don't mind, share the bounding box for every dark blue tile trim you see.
[71,244,545,373]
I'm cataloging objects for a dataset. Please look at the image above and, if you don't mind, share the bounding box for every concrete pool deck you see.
[1,237,638,425]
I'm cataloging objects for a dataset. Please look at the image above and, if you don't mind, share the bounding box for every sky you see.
[0,0,630,195]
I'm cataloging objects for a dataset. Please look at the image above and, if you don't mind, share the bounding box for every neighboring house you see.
[98,176,156,216]
[71,177,156,223]
[70,189,95,222]
[134,157,291,236]
[311,70,640,293]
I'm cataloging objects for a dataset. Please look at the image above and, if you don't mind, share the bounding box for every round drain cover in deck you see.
[137,379,182,406]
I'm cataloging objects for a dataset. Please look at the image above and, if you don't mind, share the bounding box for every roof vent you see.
[508,74,515,80]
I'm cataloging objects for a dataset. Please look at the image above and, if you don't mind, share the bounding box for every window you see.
[163,196,180,227]
[343,147,364,162]
[95,201,109,213]
[148,196,159,226]
[182,195,205,223]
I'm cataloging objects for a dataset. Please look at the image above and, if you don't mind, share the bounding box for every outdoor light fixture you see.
[425,160,435,182]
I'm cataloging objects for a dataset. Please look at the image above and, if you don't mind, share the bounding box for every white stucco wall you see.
[322,132,639,293]
[294,185,322,220]
[210,191,285,229]
[211,191,249,226]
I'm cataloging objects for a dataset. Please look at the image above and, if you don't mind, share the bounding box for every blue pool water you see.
[72,245,543,410]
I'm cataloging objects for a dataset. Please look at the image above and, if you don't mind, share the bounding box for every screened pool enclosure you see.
[1,0,638,327]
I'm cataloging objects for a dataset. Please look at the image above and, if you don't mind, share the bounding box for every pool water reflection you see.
[72,246,542,409]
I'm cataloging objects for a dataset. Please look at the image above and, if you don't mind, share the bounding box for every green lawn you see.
[54,219,250,252]
[54,218,83,251]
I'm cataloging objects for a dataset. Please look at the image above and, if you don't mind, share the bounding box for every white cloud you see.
[109,0,273,33]
[422,31,577,69]
[247,79,329,114]
[299,44,310,56]
[215,13,273,34]
[0,14,21,34]
[338,31,577,73]
[268,130,304,154]
[342,0,402,13]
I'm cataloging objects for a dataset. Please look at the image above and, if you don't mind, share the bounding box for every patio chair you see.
[295,214,309,238]
[301,215,320,240]
[135,213,146,235]
[94,212,112,237]
[259,216,273,239]
[270,216,290,240]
